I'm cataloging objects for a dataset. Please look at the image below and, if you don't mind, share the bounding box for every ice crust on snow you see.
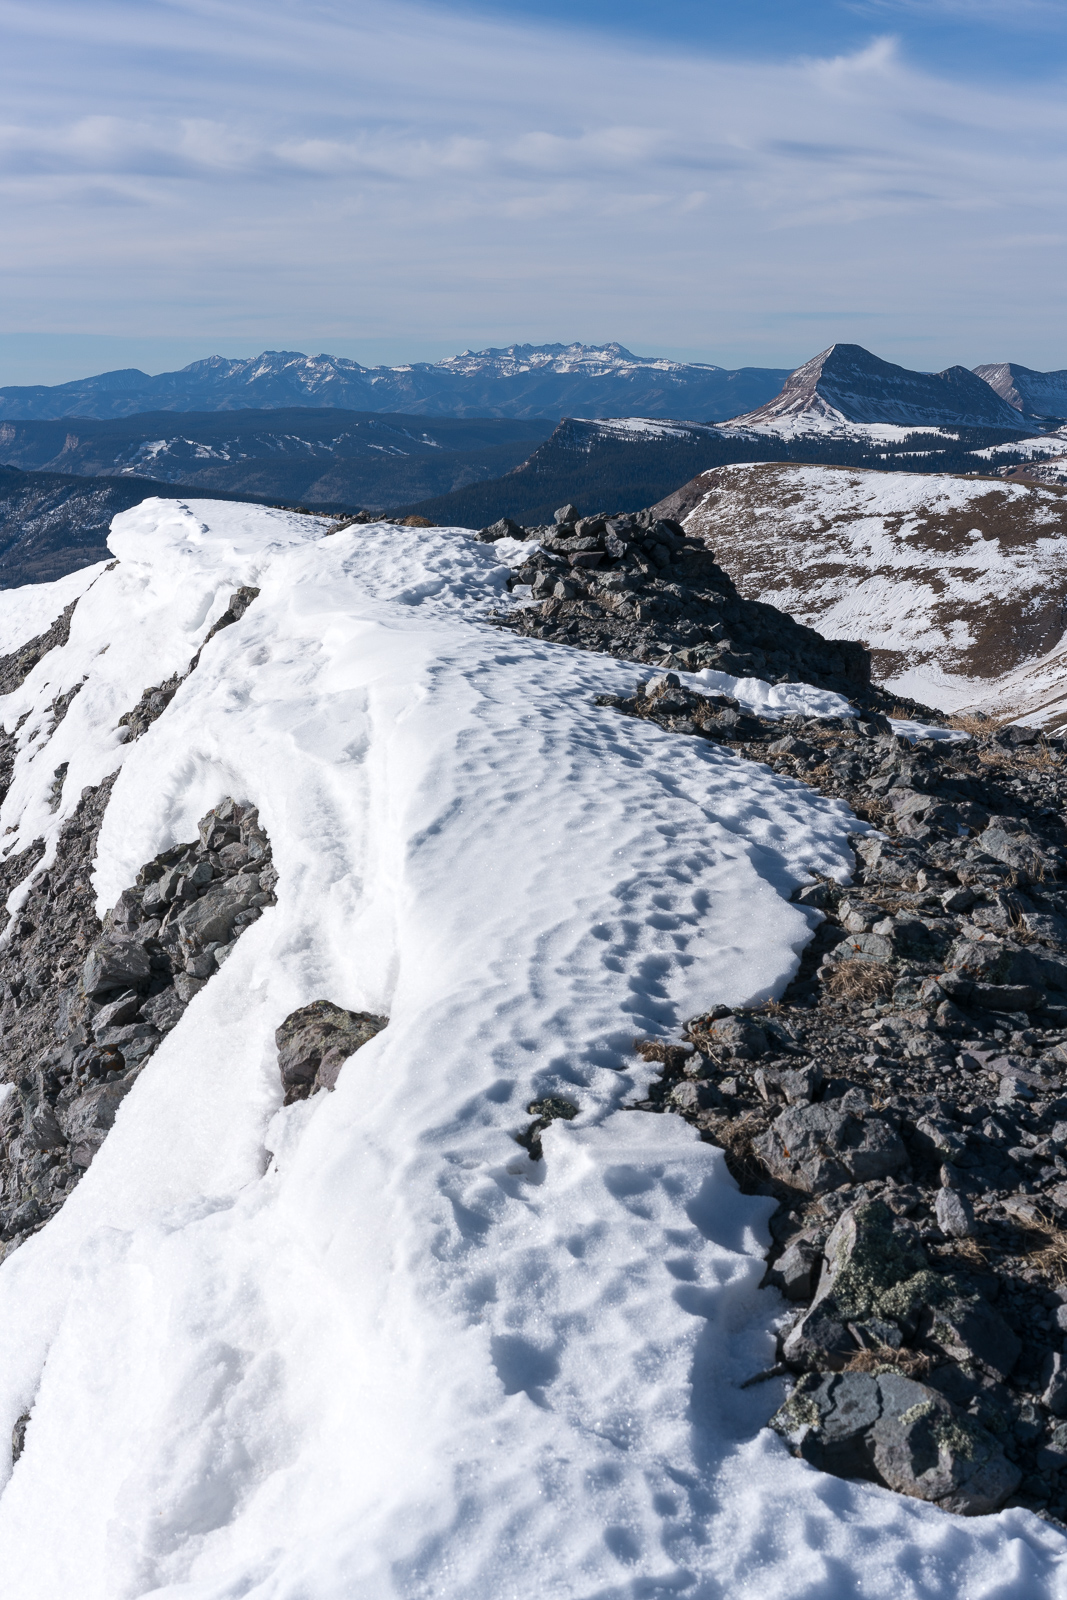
[0,499,1064,1596]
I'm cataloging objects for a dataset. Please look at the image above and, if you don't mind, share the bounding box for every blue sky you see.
[1,0,1066,384]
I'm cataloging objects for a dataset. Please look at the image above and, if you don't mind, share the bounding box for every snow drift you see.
[0,500,1063,1597]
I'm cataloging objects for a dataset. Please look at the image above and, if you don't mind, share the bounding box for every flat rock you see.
[771,1370,1021,1515]
[755,1102,907,1193]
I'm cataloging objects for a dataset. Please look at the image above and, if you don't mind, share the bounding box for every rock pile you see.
[607,673,1067,1517]
[485,503,870,700]
[0,795,276,1261]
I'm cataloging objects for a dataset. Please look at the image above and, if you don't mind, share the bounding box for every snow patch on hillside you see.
[0,501,1063,1596]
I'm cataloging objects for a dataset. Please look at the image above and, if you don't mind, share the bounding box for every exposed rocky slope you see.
[479,495,1067,1520]
[658,462,1067,717]
[975,365,1067,423]
[594,649,1067,1520]
[0,344,790,423]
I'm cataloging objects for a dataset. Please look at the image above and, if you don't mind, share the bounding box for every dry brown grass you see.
[823,961,894,1002]
[946,711,1005,736]
[632,1037,692,1071]
[843,1347,933,1380]
[1018,1220,1067,1285]
[702,1110,771,1190]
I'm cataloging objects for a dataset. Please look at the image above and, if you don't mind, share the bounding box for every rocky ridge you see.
[601,670,1067,1519]
[0,792,278,1264]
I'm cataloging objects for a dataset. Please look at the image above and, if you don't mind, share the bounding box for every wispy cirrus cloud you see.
[0,0,1065,374]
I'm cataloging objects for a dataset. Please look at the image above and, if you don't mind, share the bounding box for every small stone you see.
[935,1187,976,1238]
[767,1237,822,1301]
[553,504,579,525]
[1042,1353,1067,1417]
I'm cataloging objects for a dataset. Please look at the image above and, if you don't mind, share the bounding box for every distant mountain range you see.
[0,343,791,423]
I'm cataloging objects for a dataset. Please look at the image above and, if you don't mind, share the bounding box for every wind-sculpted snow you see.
[0,501,1063,1596]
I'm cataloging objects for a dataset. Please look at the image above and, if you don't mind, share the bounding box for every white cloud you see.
[0,0,1065,369]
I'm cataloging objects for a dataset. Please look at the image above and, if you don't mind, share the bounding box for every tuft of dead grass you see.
[1020,1220,1067,1285]
[823,961,894,1002]
[843,1347,933,1380]
[701,1110,771,1190]
[633,1037,692,1071]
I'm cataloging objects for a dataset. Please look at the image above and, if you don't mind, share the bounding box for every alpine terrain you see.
[2,497,1067,1594]
[657,462,1067,721]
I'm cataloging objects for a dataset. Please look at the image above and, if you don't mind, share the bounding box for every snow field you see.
[0,501,1063,1596]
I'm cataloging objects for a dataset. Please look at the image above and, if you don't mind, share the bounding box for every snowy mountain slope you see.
[671,462,1067,715]
[1,502,1062,1594]
[394,412,1043,531]
[731,344,1040,435]
[0,345,790,424]
[975,362,1067,421]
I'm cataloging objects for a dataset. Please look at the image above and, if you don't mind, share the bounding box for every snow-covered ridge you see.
[2,500,1061,1594]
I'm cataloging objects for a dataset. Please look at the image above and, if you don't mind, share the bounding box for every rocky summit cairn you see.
[484,504,870,699]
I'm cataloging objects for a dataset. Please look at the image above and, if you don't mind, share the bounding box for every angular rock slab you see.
[276,999,388,1103]
[755,1102,907,1193]
[782,1201,926,1370]
[771,1370,1021,1515]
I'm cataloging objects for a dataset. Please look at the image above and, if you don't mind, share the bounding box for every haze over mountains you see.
[0,343,791,424]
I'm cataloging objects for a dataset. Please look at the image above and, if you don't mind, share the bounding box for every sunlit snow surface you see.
[0,501,1063,1598]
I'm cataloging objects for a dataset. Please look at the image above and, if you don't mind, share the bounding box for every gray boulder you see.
[935,1187,976,1239]
[755,1102,907,1193]
[771,1370,1021,1515]
[58,1080,134,1163]
[276,999,388,1103]
[707,1016,768,1060]
[82,936,152,998]
[176,876,258,954]
[477,517,524,543]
